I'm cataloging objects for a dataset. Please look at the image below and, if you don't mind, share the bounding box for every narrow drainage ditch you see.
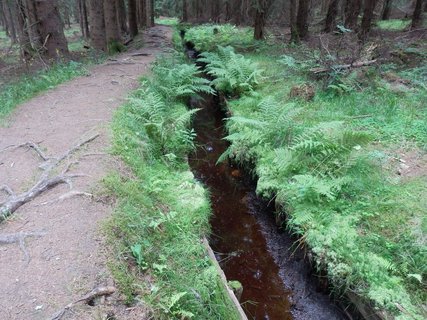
[188,92,348,319]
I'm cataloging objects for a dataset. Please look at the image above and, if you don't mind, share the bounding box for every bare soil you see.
[0,25,172,320]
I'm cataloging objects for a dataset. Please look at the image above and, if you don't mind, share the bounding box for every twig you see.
[50,286,116,320]
[310,59,377,74]
[37,191,93,206]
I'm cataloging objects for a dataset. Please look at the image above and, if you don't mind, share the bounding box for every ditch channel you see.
[187,89,349,320]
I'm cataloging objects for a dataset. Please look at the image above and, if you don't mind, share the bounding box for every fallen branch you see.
[0,134,99,222]
[0,231,46,264]
[50,286,116,320]
[37,190,93,206]
[310,59,377,74]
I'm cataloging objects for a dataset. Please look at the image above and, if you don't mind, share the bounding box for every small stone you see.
[111,80,119,85]
[35,305,43,311]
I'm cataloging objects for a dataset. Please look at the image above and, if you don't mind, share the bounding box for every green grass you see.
[105,52,240,319]
[185,27,427,319]
[155,17,179,26]
[0,61,89,119]
[376,19,411,31]
[180,24,256,52]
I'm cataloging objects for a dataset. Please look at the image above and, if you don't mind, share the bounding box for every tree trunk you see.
[34,0,69,59]
[381,0,392,20]
[296,0,310,40]
[89,0,106,51]
[116,0,128,34]
[24,0,42,49]
[290,0,299,43]
[345,0,361,30]
[182,0,188,22]
[104,0,121,50]
[325,0,339,32]
[14,0,32,59]
[128,0,138,37]
[2,0,18,43]
[411,0,423,29]
[253,0,272,40]
[359,0,377,39]
[78,0,90,39]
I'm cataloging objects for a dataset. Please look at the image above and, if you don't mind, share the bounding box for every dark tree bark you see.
[14,0,32,59]
[253,0,273,40]
[182,0,188,22]
[128,0,138,37]
[325,0,339,32]
[411,0,424,29]
[89,0,106,51]
[290,0,299,43]
[359,0,377,39]
[296,0,310,40]
[78,0,90,39]
[2,0,18,43]
[34,0,69,59]
[116,0,128,34]
[345,0,361,30]
[104,0,121,49]
[24,0,42,49]
[381,0,392,20]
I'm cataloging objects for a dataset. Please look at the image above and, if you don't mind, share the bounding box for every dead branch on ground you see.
[310,60,378,74]
[0,134,99,222]
[0,231,46,263]
[50,286,116,320]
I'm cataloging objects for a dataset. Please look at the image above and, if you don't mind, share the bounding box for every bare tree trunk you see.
[411,0,423,29]
[325,0,339,32]
[34,0,69,59]
[253,0,272,40]
[78,0,90,39]
[104,0,121,50]
[290,0,299,43]
[128,0,138,37]
[360,0,377,39]
[89,0,106,51]
[296,0,310,40]
[345,0,361,30]
[381,0,392,20]
[182,0,188,22]
[139,0,147,27]
[14,0,32,59]
[2,0,18,43]
[116,0,128,34]
[24,0,42,49]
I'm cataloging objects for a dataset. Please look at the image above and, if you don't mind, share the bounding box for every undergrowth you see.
[106,51,239,319]
[181,24,255,52]
[0,60,89,120]
[191,27,427,319]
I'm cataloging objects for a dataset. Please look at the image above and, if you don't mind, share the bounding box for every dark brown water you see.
[188,95,292,319]
[188,94,347,320]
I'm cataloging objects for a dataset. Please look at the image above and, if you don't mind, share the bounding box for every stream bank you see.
[188,91,347,319]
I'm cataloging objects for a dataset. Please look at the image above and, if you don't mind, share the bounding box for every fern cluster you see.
[118,53,209,162]
[198,46,262,96]
[182,24,254,52]
[212,53,425,318]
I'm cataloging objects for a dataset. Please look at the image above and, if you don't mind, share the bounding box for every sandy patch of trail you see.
[0,25,172,320]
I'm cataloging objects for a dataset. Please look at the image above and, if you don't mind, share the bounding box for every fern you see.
[198,46,262,96]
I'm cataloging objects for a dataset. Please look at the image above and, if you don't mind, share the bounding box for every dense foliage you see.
[194,26,427,319]
[107,52,240,319]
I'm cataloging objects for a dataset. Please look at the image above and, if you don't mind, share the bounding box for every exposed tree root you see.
[0,231,46,264]
[0,134,99,222]
[50,286,116,320]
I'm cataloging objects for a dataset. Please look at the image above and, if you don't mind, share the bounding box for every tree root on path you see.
[0,231,46,264]
[50,286,116,320]
[0,134,99,222]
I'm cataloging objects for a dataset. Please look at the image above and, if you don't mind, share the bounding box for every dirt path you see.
[0,25,172,320]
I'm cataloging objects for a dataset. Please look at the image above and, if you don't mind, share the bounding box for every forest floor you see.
[0,25,172,320]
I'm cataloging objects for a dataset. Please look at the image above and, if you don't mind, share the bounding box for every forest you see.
[0,1,426,320]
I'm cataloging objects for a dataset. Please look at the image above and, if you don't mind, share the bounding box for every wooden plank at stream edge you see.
[202,237,249,320]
